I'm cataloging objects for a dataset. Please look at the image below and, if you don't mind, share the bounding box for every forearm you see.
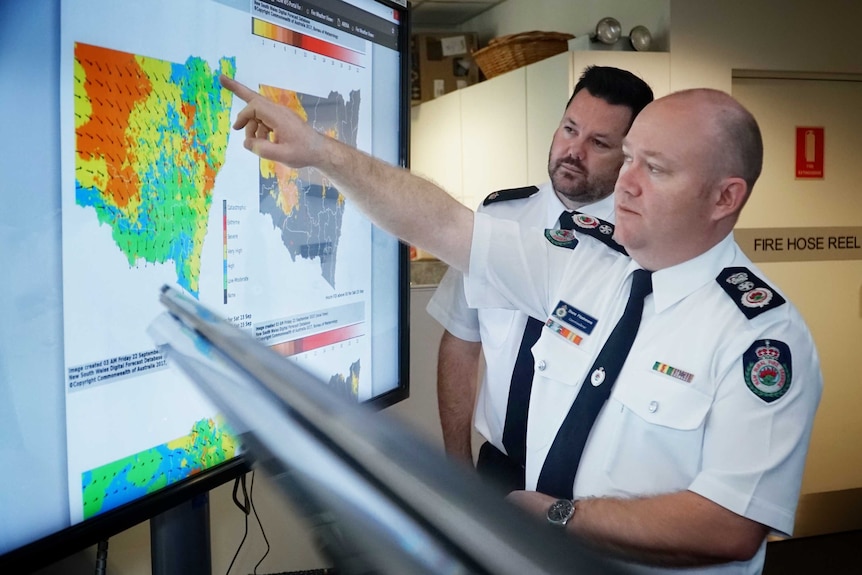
[436,331,482,464]
[317,137,474,272]
[507,490,769,567]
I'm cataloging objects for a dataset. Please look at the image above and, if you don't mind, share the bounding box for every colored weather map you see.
[80,417,239,519]
[258,85,361,288]
[326,359,361,401]
[73,42,235,298]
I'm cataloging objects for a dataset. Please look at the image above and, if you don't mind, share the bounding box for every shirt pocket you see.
[601,370,712,493]
[526,330,594,451]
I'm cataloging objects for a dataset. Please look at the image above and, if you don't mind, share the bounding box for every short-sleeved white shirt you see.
[425,183,615,450]
[465,213,823,575]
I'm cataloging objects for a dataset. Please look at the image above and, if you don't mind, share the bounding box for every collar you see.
[649,233,738,313]
[540,182,616,225]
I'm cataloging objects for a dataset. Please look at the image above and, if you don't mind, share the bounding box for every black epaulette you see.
[482,185,540,206]
[716,266,786,319]
[566,211,627,255]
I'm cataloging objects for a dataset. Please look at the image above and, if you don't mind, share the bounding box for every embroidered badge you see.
[652,361,694,383]
[743,339,792,403]
[569,211,627,255]
[716,267,786,319]
[544,228,579,249]
[574,214,599,229]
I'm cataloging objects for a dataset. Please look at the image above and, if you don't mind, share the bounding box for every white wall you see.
[667,0,862,92]
[460,0,670,50]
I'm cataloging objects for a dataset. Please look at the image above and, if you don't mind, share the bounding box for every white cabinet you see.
[409,94,465,204]
[410,50,670,210]
[459,66,528,209]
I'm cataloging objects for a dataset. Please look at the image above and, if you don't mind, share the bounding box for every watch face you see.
[548,499,574,524]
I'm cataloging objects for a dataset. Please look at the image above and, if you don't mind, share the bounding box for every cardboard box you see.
[411,33,479,105]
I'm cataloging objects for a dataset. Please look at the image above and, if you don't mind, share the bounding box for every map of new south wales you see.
[258,84,361,288]
[74,42,235,298]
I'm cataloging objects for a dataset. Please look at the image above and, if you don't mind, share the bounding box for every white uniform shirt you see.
[465,213,823,575]
[426,183,615,452]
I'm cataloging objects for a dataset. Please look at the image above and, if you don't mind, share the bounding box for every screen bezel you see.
[0,0,411,570]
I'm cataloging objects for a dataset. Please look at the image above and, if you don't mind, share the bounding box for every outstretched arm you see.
[220,76,474,272]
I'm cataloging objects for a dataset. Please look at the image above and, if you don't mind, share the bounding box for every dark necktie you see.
[536,268,653,499]
[501,211,576,468]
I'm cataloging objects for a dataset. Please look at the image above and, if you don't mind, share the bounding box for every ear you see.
[711,177,748,222]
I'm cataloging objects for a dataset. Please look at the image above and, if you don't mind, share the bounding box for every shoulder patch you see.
[544,228,579,249]
[564,211,627,255]
[743,339,792,403]
[482,185,540,206]
[716,266,786,319]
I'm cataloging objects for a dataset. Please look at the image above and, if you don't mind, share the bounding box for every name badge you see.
[545,301,597,346]
[551,301,597,334]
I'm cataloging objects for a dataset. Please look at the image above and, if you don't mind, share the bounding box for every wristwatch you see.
[546,498,576,528]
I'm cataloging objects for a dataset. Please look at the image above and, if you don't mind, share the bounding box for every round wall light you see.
[594,17,622,45]
[629,25,652,51]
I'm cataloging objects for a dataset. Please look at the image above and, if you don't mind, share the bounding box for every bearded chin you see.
[551,164,601,203]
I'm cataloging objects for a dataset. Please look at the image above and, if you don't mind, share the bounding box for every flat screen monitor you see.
[0,0,410,569]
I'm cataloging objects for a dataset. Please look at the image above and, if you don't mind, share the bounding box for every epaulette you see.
[482,185,540,206]
[544,228,579,250]
[716,266,786,319]
[567,211,627,255]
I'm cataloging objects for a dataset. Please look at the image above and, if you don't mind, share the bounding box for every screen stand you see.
[150,493,211,575]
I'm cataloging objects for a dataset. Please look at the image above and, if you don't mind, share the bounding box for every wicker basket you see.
[472,31,575,79]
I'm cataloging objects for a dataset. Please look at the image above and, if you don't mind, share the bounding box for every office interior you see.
[30,0,862,573]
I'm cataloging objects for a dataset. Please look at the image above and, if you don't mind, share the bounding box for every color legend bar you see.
[270,323,364,357]
[222,200,228,304]
[252,17,364,67]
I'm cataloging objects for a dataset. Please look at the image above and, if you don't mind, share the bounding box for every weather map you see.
[257,84,361,288]
[80,417,239,519]
[73,42,235,298]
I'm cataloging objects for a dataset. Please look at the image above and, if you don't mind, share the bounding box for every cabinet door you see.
[526,52,573,184]
[459,67,528,209]
[410,94,464,204]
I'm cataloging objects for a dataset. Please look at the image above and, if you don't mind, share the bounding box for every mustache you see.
[553,156,586,172]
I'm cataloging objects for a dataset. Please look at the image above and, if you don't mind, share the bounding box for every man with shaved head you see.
[221,77,822,574]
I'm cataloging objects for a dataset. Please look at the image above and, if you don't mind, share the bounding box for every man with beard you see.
[425,66,653,493]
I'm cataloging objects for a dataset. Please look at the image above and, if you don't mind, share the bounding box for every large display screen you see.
[0,0,410,568]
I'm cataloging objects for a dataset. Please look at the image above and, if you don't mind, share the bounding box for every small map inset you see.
[258,84,361,288]
[327,359,361,401]
[80,417,239,519]
[74,42,235,298]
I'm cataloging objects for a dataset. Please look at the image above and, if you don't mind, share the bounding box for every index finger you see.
[220,75,259,103]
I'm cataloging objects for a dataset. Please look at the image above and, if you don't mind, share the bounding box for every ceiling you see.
[410,0,508,29]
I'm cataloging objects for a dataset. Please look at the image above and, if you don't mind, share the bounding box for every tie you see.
[536,269,653,499]
[501,211,575,468]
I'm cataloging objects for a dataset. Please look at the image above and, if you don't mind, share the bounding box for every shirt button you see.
[537,360,547,371]
[648,401,659,413]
